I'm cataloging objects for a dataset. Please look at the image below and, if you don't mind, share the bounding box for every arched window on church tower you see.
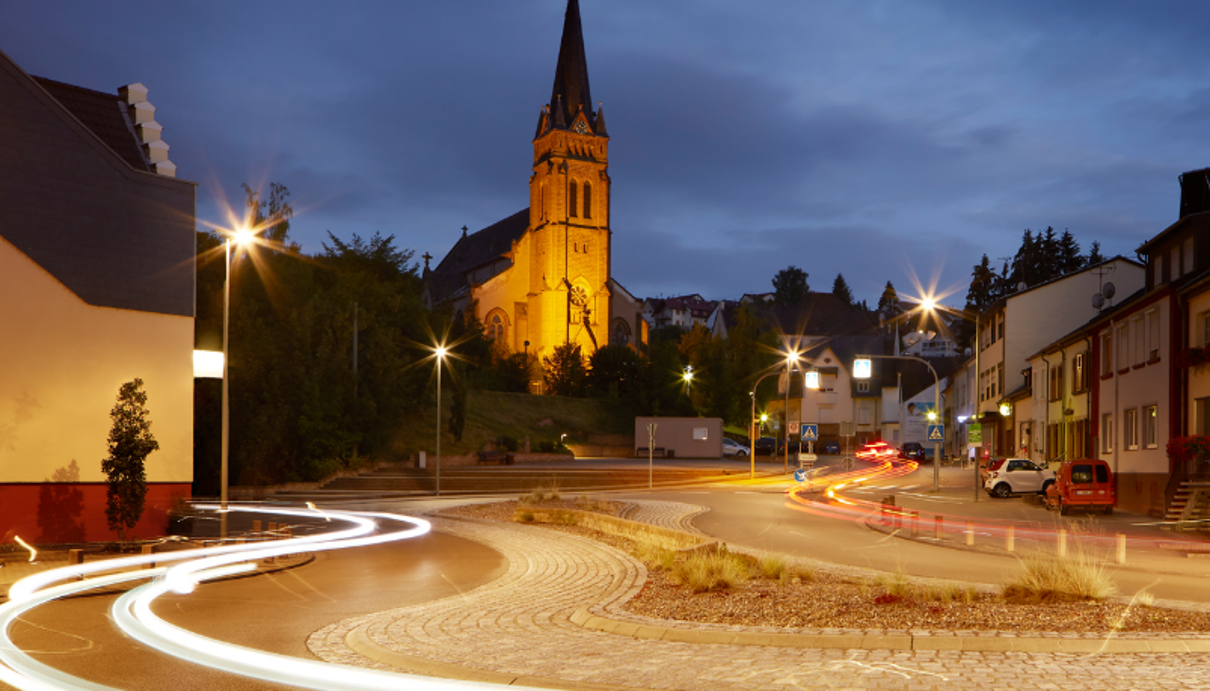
[568,180,578,218]
[583,182,592,219]
[486,310,508,343]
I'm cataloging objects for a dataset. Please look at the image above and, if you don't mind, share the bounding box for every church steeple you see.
[549,0,593,129]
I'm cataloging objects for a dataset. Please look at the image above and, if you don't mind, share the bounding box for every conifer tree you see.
[832,274,855,308]
[102,378,158,542]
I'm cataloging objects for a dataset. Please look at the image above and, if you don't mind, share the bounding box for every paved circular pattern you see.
[307,503,1210,690]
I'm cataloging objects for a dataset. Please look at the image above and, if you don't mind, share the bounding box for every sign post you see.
[969,422,982,502]
[647,423,657,489]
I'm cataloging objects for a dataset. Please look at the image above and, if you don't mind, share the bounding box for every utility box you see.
[634,417,724,459]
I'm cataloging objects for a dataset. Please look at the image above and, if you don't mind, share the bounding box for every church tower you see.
[526,0,611,361]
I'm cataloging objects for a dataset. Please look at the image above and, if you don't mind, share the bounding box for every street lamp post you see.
[919,300,982,501]
[748,374,779,479]
[783,352,799,473]
[435,345,447,496]
[220,225,254,539]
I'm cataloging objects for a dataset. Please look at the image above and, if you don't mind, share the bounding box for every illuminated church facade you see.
[424,0,643,372]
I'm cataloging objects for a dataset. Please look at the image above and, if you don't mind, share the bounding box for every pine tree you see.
[772,266,809,306]
[877,281,899,313]
[1057,229,1083,274]
[832,274,855,308]
[1087,240,1105,266]
[1039,226,1059,279]
[102,378,159,542]
[967,254,998,310]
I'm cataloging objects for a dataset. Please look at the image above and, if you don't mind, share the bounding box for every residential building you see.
[0,49,196,541]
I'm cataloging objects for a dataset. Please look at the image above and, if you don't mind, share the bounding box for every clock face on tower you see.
[569,284,589,307]
[573,119,589,134]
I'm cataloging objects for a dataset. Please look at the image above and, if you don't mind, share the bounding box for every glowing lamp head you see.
[804,370,820,390]
[853,358,872,379]
[927,410,937,422]
[760,413,768,423]
[232,225,255,246]
[435,346,448,360]
[999,402,1012,417]
[921,298,936,312]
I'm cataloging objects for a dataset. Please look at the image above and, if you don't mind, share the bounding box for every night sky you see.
[5,1,1210,307]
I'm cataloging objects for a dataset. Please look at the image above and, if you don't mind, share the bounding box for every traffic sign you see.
[798,453,817,463]
[788,421,800,435]
[927,424,944,442]
[793,468,807,483]
[800,424,819,441]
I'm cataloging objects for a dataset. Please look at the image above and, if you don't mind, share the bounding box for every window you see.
[693,427,708,441]
[1072,352,1089,393]
[1124,408,1139,450]
[1153,258,1162,287]
[1132,315,1145,366]
[1116,324,1129,371]
[1172,246,1181,280]
[583,182,592,219]
[1048,364,1061,401]
[997,363,1004,396]
[1201,312,1210,347]
[998,317,1004,340]
[857,406,871,425]
[1072,464,1093,483]
[1102,413,1113,453]
[1186,237,1195,275]
[1146,309,1160,361]
[568,181,578,218]
[1101,333,1113,376]
[857,381,870,393]
[1144,404,1158,448]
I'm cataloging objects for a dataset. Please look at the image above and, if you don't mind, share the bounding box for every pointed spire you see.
[550,0,592,129]
[553,94,566,128]
[593,102,608,137]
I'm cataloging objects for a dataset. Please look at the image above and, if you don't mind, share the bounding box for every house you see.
[642,294,713,331]
[949,256,1144,463]
[0,49,196,541]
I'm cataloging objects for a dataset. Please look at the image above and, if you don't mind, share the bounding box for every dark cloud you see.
[2,0,1205,306]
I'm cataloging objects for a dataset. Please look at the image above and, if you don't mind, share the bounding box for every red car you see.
[856,441,898,461]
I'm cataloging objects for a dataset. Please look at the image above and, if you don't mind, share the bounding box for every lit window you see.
[489,313,506,341]
[1144,404,1158,448]
[1124,408,1139,450]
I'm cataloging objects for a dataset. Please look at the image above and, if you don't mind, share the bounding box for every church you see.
[423,0,644,381]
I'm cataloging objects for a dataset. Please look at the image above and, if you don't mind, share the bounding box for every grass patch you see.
[671,550,752,593]
[1002,550,1117,602]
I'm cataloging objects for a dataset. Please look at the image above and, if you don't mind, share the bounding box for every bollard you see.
[1006,525,1015,552]
[267,521,278,538]
[253,520,262,536]
[911,511,919,538]
[965,521,974,546]
[934,515,944,540]
[141,544,155,569]
[1058,529,1067,558]
[68,548,84,565]
[1116,533,1126,564]
[236,537,246,545]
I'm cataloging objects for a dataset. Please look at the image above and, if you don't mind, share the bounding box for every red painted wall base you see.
[0,483,192,545]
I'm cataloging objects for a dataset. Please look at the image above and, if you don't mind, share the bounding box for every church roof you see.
[427,208,529,303]
[550,0,592,128]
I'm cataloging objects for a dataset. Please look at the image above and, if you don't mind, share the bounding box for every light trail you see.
[1,505,541,691]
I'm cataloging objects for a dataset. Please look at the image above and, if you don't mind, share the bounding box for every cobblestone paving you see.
[621,500,709,535]
[307,502,1210,690]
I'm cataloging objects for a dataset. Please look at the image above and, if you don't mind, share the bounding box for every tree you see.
[587,345,642,400]
[102,378,159,542]
[772,266,809,306]
[967,254,998,311]
[877,281,899,313]
[242,182,295,249]
[1087,240,1105,266]
[832,274,855,308]
[543,343,586,396]
[1057,229,1083,275]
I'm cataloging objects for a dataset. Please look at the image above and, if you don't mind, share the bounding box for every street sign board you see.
[798,453,817,463]
[793,468,807,483]
[788,421,800,435]
[969,423,982,445]
[927,424,944,442]
[800,424,819,441]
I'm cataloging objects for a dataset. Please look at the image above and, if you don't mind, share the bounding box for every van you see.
[1045,459,1115,515]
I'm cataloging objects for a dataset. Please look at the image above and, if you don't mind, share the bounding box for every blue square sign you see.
[927,424,944,442]
[800,424,819,442]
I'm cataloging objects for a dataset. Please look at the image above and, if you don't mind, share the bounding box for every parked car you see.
[900,442,926,461]
[856,441,897,461]
[754,437,777,456]
[980,457,1009,484]
[823,441,840,455]
[722,438,749,457]
[984,458,1056,498]
[1046,459,1115,515]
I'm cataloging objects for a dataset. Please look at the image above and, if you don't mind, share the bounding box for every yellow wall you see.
[0,237,193,483]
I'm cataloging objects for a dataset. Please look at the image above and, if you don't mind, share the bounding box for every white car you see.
[722,438,749,457]
[984,458,1055,498]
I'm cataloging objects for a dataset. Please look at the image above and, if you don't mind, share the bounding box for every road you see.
[2,529,505,691]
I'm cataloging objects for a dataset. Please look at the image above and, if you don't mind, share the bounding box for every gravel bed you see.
[438,500,1210,634]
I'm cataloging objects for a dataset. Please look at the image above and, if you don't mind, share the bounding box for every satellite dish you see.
[964,347,973,357]
[1017,282,1027,293]
[1102,282,1116,300]
[1092,294,1105,310]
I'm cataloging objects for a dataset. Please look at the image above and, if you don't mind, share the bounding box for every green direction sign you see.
[968,422,982,445]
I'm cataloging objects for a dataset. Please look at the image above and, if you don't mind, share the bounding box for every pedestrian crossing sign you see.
[927,424,944,442]
[800,424,818,442]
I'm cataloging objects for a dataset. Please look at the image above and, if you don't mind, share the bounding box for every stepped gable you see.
[33,77,151,171]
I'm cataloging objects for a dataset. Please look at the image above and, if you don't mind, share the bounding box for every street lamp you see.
[783,351,800,473]
[434,344,447,496]
[221,223,256,538]
[917,299,982,501]
[683,365,694,396]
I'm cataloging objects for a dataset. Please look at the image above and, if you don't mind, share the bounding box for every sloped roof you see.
[33,77,149,172]
[427,208,529,303]
[722,292,878,337]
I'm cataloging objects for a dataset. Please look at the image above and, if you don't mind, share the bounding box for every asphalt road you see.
[2,529,506,691]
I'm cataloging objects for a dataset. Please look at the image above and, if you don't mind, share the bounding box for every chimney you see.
[1178,167,1210,219]
[119,82,176,177]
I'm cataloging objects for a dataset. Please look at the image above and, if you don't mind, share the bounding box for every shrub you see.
[515,509,535,522]
[672,550,751,592]
[758,554,787,580]
[1003,550,1117,601]
[632,533,677,570]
